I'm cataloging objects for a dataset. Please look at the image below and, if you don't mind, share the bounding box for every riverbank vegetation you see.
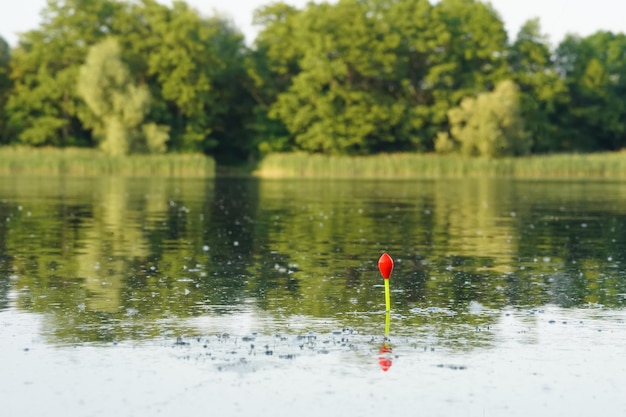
[0,0,625,171]
[3,146,626,179]
[255,151,626,179]
[0,146,215,176]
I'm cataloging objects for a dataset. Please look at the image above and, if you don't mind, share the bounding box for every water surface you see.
[2,176,626,416]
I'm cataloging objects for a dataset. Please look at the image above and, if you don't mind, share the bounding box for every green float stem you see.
[384,310,390,337]
[384,279,391,312]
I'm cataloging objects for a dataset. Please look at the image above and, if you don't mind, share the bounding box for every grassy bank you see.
[0,147,215,177]
[5,147,626,179]
[254,152,626,179]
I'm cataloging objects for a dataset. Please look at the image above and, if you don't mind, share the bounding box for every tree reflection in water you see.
[1,176,626,347]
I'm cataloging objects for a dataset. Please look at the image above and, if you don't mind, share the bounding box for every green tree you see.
[203,16,256,162]
[6,0,125,147]
[508,18,567,152]
[438,80,531,157]
[268,0,399,154]
[77,37,168,155]
[0,36,11,143]
[120,0,251,156]
[5,0,252,159]
[245,2,300,155]
[254,0,510,155]
[377,0,509,151]
[430,0,510,106]
[555,32,626,151]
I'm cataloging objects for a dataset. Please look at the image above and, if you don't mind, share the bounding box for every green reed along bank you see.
[5,147,626,179]
[0,147,215,177]
[254,152,626,179]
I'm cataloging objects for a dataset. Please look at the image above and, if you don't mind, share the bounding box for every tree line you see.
[0,0,625,162]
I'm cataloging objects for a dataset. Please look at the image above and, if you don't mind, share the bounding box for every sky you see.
[1,0,625,48]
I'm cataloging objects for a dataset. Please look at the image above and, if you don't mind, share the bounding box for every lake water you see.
[2,176,626,416]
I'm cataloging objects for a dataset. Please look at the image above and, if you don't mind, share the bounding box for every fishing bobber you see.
[378,253,393,312]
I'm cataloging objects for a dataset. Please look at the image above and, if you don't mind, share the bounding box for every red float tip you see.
[378,253,393,279]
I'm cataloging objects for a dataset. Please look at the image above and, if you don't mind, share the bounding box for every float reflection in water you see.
[379,310,393,372]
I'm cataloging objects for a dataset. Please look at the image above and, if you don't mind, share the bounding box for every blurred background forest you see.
[0,0,625,164]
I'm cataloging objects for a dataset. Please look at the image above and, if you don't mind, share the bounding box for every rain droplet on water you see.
[468,300,485,315]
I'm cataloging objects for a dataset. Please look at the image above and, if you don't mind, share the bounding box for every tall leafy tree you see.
[6,0,125,146]
[555,32,626,151]
[120,0,250,155]
[203,17,256,162]
[509,19,567,152]
[430,0,509,107]
[77,38,168,155]
[379,0,448,150]
[256,0,511,155]
[245,2,301,155]
[377,0,508,150]
[268,0,398,154]
[5,0,251,159]
[0,36,11,143]
[135,0,215,151]
[438,80,531,157]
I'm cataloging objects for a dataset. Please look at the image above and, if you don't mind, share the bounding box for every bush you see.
[442,80,532,157]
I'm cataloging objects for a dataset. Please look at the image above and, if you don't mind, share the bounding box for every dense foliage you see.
[0,0,625,162]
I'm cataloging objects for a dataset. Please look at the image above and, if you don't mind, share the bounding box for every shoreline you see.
[2,147,626,179]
